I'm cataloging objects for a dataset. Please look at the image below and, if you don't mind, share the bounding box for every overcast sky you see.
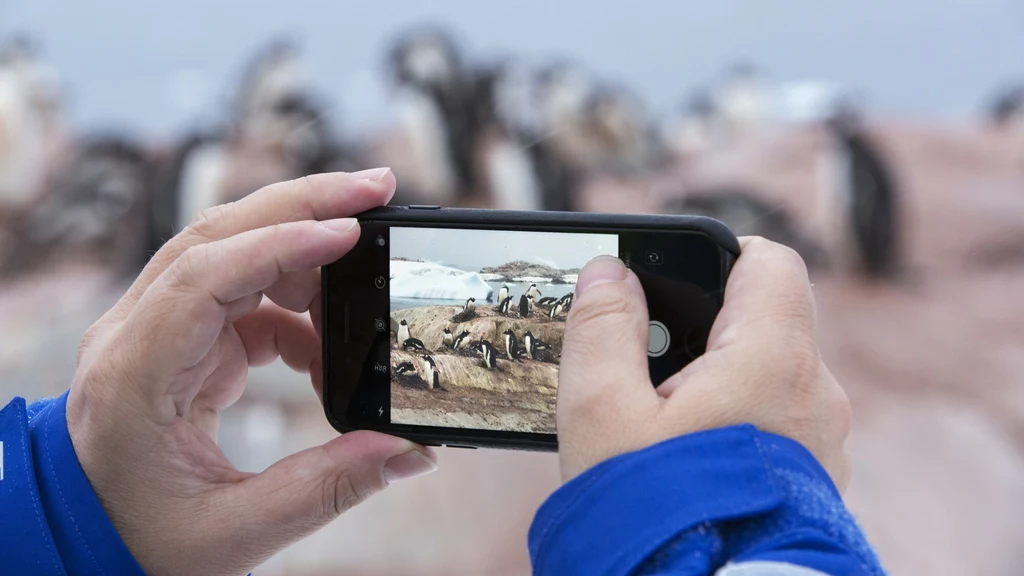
[390,227,616,272]
[3,0,1023,141]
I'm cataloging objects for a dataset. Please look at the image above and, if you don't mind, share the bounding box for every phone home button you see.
[648,321,670,358]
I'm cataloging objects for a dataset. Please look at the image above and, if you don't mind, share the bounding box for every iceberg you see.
[390,260,494,301]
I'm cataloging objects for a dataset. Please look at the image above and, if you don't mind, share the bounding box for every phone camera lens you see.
[645,250,663,266]
[376,235,386,247]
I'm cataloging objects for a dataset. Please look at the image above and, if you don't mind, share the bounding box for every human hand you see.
[556,237,851,490]
[66,169,438,576]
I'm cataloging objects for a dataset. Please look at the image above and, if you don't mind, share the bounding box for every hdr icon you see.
[374,363,387,374]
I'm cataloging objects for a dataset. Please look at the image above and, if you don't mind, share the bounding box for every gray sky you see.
[3,0,1023,141]
[390,227,616,272]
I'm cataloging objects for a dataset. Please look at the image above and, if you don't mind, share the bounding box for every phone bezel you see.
[322,206,739,451]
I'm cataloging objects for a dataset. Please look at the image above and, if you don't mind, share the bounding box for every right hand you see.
[556,237,852,489]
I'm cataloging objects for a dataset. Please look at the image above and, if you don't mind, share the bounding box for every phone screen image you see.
[387,226,618,434]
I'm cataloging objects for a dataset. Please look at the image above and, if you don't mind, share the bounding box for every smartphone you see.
[322,206,739,451]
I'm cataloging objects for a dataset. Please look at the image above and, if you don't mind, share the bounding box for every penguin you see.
[497,296,513,315]
[452,330,471,351]
[527,294,536,313]
[498,285,509,304]
[518,294,531,317]
[421,354,441,390]
[2,135,153,278]
[549,301,564,320]
[822,101,901,279]
[442,327,454,349]
[386,26,475,204]
[464,297,476,313]
[524,330,552,360]
[394,361,416,375]
[476,340,498,369]
[536,296,557,308]
[397,319,411,345]
[557,292,573,312]
[402,338,427,352]
[989,84,1024,129]
[503,328,527,361]
[527,283,541,299]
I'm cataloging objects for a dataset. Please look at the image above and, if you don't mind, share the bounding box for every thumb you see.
[557,256,659,480]
[223,431,436,569]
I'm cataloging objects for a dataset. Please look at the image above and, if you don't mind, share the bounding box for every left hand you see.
[67,169,438,576]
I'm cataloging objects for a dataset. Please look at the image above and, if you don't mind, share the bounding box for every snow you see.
[561,274,579,284]
[513,276,552,283]
[479,273,505,282]
[390,260,493,301]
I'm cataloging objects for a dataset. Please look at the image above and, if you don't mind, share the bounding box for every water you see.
[390,280,575,310]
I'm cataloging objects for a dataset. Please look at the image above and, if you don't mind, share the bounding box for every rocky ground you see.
[0,123,1022,575]
[389,304,561,434]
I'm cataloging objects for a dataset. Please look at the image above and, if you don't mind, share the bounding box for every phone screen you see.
[388,226,616,435]
[324,219,729,442]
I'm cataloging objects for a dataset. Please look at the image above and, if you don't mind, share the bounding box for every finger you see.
[215,431,436,574]
[656,236,818,397]
[125,218,360,406]
[557,256,660,481]
[234,301,324,400]
[116,168,394,320]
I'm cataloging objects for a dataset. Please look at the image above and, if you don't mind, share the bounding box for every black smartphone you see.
[322,206,739,451]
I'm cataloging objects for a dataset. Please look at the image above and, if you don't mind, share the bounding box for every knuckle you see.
[187,203,233,241]
[322,468,370,521]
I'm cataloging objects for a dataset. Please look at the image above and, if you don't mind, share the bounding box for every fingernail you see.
[319,218,358,233]
[576,255,627,296]
[383,449,437,484]
[350,167,391,182]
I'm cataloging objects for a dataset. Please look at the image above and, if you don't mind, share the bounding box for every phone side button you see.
[408,204,441,210]
[445,444,478,449]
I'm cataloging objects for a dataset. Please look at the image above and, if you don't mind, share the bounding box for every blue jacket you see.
[1,392,885,575]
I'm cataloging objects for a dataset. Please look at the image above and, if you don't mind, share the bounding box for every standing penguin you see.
[503,328,526,361]
[518,294,531,317]
[822,101,901,279]
[464,297,476,313]
[442,327,454,349]
[397,319,411,344]
[549,301,564,320]
[497,296,513,315]
[527,283,541,299]
[452,330,471,351]
[498,284,509,304]
[421,354,441,390]
[476,340,498,369]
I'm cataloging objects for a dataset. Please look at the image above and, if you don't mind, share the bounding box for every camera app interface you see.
[388,227,617,434]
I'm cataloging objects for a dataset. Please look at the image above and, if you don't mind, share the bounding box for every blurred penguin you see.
[989,84,1024,131]
[386,26,474,204]
[1,135,152,277]
[148,38,357,255]
[666,88,719,158]
[464,62,558,210]
[817,98,901,279]
[713,62,771,142]
[0,34,65,217]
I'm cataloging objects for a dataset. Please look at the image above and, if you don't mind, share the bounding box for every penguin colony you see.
[2,28,1014,285]
[391,285,573,391]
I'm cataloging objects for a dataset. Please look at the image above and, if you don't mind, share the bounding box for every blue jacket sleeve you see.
[528,424,886,576]
[0,393,145,576]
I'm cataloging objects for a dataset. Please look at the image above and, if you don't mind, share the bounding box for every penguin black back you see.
[518,294,530,317]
